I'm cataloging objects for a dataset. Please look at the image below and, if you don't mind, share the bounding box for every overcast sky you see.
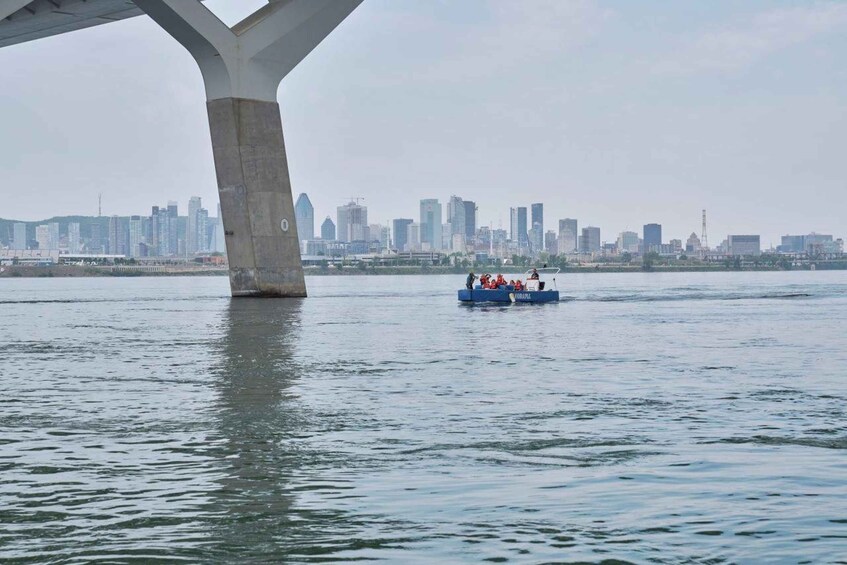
[2,0,846,245]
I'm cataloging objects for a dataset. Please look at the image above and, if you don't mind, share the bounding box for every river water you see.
[1,272,845,563]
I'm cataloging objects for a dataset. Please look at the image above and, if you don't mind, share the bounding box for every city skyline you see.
[4,192,841,261]
[2,1,846,247]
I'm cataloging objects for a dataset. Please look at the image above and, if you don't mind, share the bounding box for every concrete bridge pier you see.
[131,0,363,297]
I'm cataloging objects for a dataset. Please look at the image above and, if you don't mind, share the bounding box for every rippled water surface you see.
[1,272,846,563]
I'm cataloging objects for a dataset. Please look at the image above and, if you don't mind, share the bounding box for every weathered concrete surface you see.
[209,98,306,297]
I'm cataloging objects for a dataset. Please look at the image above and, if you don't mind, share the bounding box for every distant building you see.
[728,235,761,256]
[212,203,226,254]
[643,223,662,252]
[197,208,209,252]
[337,200,368,242]
[321,216,336,241]
[516,207,528,248]
[686,232,701,253]
[12,223,26,250]
[89,221,105,254]
[35,225,50,250]
[452,233,467,254]
[393,218,413,252]
[463,201,476,242]
[779,235,805,253]
[447,196,465,245]
[544,230,557,255]
[531,203,543,239]
[476,226,491,250]
[558,219,578,253]
[68,222,81,254]
[188,196,201,254]
[167,202,179,255]
[129,215,143,258]
[294,193,314,242]
[803,233,839,254]
[406,222,422,251]
[529,222,543,254]
[420,199,442,251]
[617,231,639,253]
[780,233,840,255]
[49,223,59,250]
[368,223,388,251]
[580,226,601,254]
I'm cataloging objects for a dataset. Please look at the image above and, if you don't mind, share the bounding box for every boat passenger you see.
[530,268,540,280]
[495,274,506,287]
[466,272,476,290]
[514,280,523,291]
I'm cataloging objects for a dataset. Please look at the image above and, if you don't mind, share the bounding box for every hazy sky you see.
[2,0,846,246]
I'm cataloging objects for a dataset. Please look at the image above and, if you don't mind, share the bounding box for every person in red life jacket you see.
[514,279,523,291]
[495,274,506,288]
[479,274,488,288]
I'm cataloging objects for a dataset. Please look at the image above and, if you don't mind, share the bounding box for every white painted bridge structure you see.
[1,0,364,297]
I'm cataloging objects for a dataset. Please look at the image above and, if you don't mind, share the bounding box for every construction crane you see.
[348,196,365,205]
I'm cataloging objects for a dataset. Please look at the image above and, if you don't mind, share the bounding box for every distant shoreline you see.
[1,263,845,279]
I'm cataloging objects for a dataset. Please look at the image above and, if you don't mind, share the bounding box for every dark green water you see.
[1,272,845,562]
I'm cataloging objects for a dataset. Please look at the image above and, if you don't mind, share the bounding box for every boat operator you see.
[530,268,540,280]
[466,272,477,290]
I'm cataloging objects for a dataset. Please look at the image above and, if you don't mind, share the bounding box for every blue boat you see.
[458,269,560,303]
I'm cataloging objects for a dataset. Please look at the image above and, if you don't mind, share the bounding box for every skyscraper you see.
[149,206,162,256]
[49,223,59,250]
[35,225,50,250]
[90,221,104,254]
[197,207,209,252]
[337,200,368,242]
[294,193,314,242]
[108,216,120,254]
[406,222,422,251]
[545,230,557,255]
[643,223,662,252]
[68,223,81,254]
[167,201,179,255]
[558,219,578,253]
[129,215,143,258]
[517,207,528,247]
[617,231,639,253]
[463,201,476,241]
[393,218,413,252]
[321,216,336,241]
[510,208,518,241]
[446,196,465,244]
[580,226,601,254]
[188,196,201,254]
[419,199,442,251]
[210,203,226,253]
[529,222,543,254]
[531,203,543,237]
[12,223,26,250]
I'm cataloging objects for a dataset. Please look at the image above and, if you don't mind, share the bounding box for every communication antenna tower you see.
[701,209,709,251]
[98,193,102,217]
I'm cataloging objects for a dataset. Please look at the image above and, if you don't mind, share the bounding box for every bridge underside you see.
[0,0,144,48]
[1,0,361,298]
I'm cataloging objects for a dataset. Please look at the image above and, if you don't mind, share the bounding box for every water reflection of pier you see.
[209,299,306,557]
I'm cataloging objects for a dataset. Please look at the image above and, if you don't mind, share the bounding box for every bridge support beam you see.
[131,0,363,297]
